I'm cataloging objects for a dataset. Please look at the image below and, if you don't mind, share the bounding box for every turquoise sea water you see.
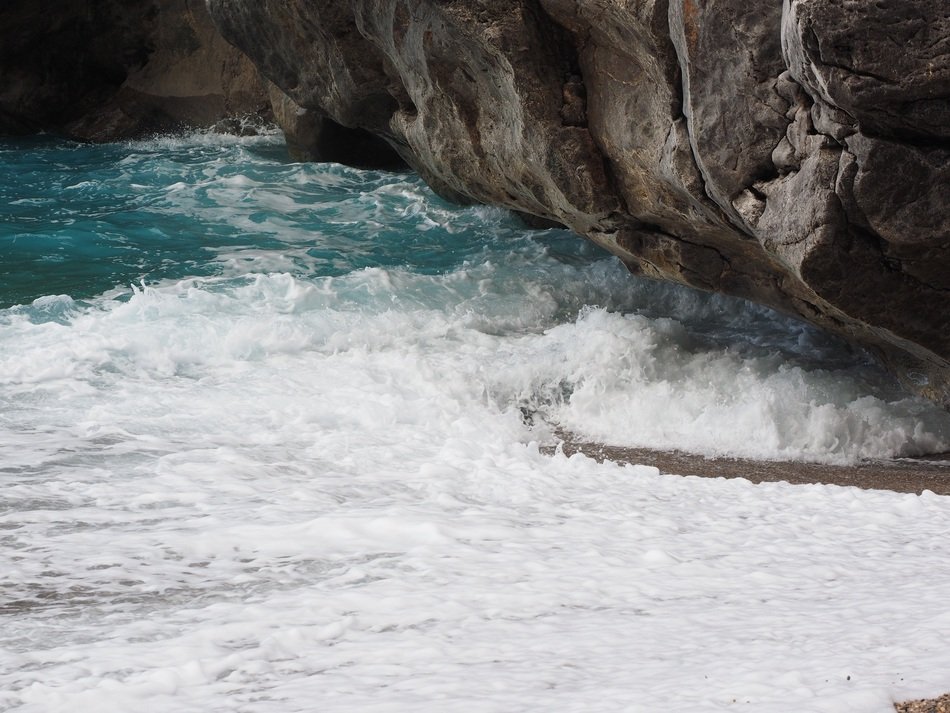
[4,130,950,713]
[2,130,949,462]
[4,129,950,455]
[0,133,510,307]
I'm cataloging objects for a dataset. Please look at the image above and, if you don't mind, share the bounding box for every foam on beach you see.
[3,132,950,712]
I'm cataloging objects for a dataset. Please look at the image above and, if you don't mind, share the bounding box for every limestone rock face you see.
[6,0,944,404]
[207,0,950,405]
[0,0,269,140]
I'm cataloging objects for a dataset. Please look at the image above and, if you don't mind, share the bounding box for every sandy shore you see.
[546,431,950,711]
[547,432,950,496]
[895,693,950,713]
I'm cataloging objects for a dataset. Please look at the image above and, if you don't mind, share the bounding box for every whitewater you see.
[1,131,949,712]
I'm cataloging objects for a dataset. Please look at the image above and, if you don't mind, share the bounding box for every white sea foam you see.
[2,265,950,713]
[8,263,941,461]
[3,135,950,712]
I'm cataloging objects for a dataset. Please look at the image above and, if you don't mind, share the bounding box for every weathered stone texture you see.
[0,0,269,140]
[205,0,950,405]
[4,0,947,405]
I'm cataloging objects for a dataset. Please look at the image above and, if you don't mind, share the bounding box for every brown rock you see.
[205,0,950,405]
[2,0,945,407]
[895,692,950,713]
[205,0,950,407]
[0,0,270,140]
[10,0,940,406]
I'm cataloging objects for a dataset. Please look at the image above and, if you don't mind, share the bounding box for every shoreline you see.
[546,432,950,496]
[548,432,950,712]
[896,694,950,713]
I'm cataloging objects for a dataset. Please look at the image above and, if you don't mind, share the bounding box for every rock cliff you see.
[206,0,950,406]
[2,0,947,406]
[0,0,269,140]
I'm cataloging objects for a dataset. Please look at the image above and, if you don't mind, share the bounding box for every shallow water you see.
[2,131,950,712]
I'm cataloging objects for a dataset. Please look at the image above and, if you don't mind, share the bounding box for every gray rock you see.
[783,0,950,141]
[5,0,944,405]
[204,0,950,405]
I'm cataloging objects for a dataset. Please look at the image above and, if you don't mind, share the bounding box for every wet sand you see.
[547,432,950,496]
[545,432,950,711]
[896,693,950,713]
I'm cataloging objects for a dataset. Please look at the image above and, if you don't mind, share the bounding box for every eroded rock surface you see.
[4,0,946,405]
[0,0,269,140]
[207,0,950,405]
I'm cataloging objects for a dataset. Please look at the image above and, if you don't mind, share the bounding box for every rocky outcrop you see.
[0,0,269,140]
[3,0,945,405]
[207,0,950,406]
